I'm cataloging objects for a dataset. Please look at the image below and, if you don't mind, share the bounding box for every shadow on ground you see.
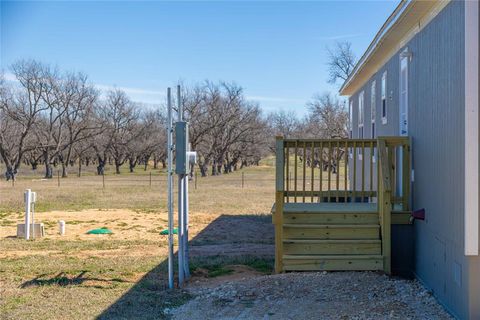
[21,271,130,289]
[94,213,274,319]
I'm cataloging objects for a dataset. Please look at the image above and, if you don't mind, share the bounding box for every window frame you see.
[349,100,353,158]
[381,71,387,124]
[358,91,364,160]
[370,80,376,138]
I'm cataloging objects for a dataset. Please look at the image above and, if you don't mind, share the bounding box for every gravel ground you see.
[170,271,453,320]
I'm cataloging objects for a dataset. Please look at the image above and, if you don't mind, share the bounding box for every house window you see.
[358,91,364,159]
[371,80,376,138]
[381,71,387,124]
[358,91,364,128]
[349,101,353,158]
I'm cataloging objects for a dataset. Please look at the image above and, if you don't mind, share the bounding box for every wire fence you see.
[4,170,281,190]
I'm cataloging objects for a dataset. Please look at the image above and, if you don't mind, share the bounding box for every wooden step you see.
[283,212,379,225]
[282,255,383,271]
[283,224,380,240]
[283,239,381,255]
[283,202,377,214]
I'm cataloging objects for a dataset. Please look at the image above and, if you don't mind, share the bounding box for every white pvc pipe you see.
[183,174,190,279]
[59,220,66,236]
[31,192,36,239]
[178,174,185,286]
[24,189,31,240]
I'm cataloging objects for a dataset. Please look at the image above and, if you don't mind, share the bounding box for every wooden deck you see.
[273,136,412,273]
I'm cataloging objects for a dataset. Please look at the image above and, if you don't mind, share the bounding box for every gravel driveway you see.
[170,271,452,320]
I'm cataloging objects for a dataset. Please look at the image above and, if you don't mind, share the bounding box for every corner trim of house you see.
[464,0,479,256]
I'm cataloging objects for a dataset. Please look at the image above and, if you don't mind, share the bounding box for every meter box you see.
[175,121,189,174]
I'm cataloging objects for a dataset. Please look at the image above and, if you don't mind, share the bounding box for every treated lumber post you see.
[402,138,411,210]
[275,135,285,273]
[378,138,392,275]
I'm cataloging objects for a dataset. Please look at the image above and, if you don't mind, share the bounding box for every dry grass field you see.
[0,158,453,319]
[0,159,276,319]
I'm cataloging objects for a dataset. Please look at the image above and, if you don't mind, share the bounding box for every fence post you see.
[57,170,60,187]
[102,172,105,189]
[149,171,152,188]
[242,172,245,188]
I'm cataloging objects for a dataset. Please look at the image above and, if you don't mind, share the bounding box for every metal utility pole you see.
[167,88,174,289]
[167,85,196,288]
[176,85,185,286]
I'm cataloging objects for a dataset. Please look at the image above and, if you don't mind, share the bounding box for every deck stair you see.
[273,136,412,274]
[276,202,383,271]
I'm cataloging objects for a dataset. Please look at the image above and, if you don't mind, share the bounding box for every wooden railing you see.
[280,137,378,203]
[276,136,410,207]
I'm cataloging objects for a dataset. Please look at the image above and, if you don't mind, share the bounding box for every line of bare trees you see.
[0,48,351,181]
[0,60,272,180]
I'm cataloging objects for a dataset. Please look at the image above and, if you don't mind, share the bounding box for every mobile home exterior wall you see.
[348,1,480,318]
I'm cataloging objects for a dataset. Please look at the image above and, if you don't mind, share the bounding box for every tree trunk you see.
[200,164,207,177]
[115,162,121,174]
[44,151,53,179]
[143,156,149,171]
[61,162,68,178]
[5,166,16,181]
[97,157,105,175]
[129,158,136,173]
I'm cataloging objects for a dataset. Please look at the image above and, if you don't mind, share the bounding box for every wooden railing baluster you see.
[336,140,340,202]
[302,142,306,203]
[370,141,374,199]
[294,141,298,203]
[344,141,348,202]
[311,141,314,203]
[319,141,323,203]
[361,141,365,202]
[328,141,332,202]
[286,146,289,203]
[353,141,357,202]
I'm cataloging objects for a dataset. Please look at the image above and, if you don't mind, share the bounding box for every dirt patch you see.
[0,209,274,261]
[170,272,453,320]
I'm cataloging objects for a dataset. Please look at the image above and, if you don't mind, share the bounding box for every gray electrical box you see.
[175,121,189,174]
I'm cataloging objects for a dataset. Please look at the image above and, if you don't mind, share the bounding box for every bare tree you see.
[326,41,356,85]
[305,93,348,172]
[58,73,99,177]
[268,110,300,138]
[93,89,141,175]
[0,61,49,180]
[305,93,348,139]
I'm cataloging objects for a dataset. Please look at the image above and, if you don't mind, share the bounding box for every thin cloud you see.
[95,84,165,97]
[317,33,364,41]
[247,95,304,104]
[3,72,17,82]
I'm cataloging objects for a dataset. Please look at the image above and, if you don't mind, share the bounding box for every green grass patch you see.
[189,256,273,276]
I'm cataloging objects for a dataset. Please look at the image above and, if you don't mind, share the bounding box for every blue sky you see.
[1,1,398,115]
